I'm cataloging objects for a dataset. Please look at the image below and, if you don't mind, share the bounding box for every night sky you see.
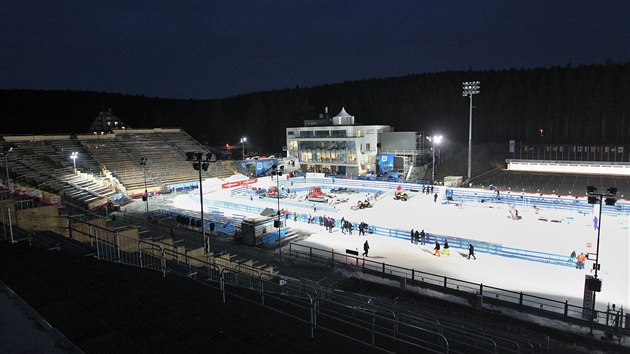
[2,1,629,99]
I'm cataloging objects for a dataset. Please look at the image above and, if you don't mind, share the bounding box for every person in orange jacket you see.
[576,252,586,269]
[433,241,441,257]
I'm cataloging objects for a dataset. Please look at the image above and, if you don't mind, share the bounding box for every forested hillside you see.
[2,62,629,151]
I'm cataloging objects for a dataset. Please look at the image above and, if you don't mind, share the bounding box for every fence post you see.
[261,281,265,306]
[331,249,334,266]
[479,283,484,296]
[309,247,312,262]
[444,276,447,288]
[412,268,415,281]
[7,208,15,243]
[115,232,121,262]
[382,262,385,277]
[371,315,376,347]
[519,292,523,307]
[564,301,569,316]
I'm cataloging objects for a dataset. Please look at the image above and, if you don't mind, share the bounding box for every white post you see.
[468,93,473,180]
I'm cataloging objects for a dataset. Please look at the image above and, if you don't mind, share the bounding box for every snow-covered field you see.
[169,175,630,310]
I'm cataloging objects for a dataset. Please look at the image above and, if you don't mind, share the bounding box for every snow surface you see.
[169,176,630,310]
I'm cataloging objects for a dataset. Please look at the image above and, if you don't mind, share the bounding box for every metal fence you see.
[59,218,452,353]
[287,242,628,335]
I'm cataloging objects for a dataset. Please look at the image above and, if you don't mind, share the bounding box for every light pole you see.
[426,135,442,183]
[585,186,617,335]
[186,152,211,253]
[2,146,12,195]
[240,137,247,158]
[463,81,480,180]
[70,151,78,173]
[271,164,284,256]
[140,157,149,217]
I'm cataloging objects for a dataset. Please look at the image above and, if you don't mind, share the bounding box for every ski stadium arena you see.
[2,126,630,353]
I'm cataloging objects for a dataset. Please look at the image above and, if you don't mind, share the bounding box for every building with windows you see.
[286,108,391,175]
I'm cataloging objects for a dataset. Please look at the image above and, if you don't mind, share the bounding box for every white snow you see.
[169,176,630,310]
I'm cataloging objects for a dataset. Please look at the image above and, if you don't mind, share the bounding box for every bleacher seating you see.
[475,170,630,197]
[2,140,115,209]
[2,129,235,209]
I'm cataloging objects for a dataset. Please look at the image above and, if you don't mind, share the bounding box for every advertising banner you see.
[379,154,395,175]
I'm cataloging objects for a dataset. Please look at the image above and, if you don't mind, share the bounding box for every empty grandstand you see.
[1,128,232,210]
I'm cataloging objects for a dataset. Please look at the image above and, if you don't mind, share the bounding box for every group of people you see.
[421,185,435,194]
[340,217,354,234]
[411,228,477,260]
[410,229,426,245]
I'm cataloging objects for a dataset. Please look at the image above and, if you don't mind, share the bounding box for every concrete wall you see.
[16,205,68,235]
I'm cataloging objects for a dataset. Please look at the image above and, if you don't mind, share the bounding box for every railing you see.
[287,242,627,334]
[55,218,452,353]
[447,188,630,216]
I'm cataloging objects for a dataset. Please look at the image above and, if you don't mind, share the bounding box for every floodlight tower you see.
[426,135,443,183]
[2,146,13,194]
[585,185,618,335]
[240,137,247,158]
[463,81,480,180]
[70,152,78,173]
[271,164,284,256]
[140,157,149,217]
[186,152,212,253]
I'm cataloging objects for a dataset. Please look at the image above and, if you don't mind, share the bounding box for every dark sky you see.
[2,1,629,99]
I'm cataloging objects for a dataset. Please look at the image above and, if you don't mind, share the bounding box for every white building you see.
[286,108,391,175]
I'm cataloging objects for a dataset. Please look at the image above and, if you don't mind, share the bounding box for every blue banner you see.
[379,154,394,175]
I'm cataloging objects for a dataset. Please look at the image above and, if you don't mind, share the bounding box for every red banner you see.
[221,178,258,189]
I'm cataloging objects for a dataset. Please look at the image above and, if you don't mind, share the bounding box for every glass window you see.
[300,131,314,138]
[315,130,329,138]
[331,130,346,137]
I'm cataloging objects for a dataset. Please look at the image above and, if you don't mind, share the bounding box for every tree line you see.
[1,62,628,152]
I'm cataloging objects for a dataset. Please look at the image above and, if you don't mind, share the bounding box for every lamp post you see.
[70,151,78,173]
[2,146,12,195]
[139,157,149,217]
[463,81,480,180]
[240,137,247,158]
[271,164,284,256]
[585,186,617,335]
[186,152,211,253]
[426,135,443,183]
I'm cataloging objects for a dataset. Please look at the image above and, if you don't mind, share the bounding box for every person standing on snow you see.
[468,244,476,260]
[433,241,441,257]
[363,240,370,256]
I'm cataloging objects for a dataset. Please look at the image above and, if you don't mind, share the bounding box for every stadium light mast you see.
[240,137,247,158]
[70,151,78,173]
[140,157,149,217]
[2,146,13,196]
[463,81,480,180]
[427,135,443,183]
[271,164,284,256]
[585,185,617,335]
[187,152,211,253]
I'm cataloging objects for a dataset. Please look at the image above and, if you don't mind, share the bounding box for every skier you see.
[410,229,415,243]
[414,230,420,244]
[468,244,476,260]
[362,240,370,257]
[434,193,438,203]
[443,239,450,256]
[420,229,426,245]
[593,216,598,230]
[433,241,441,257]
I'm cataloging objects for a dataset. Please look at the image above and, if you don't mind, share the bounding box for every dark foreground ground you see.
[0,242,382,354]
